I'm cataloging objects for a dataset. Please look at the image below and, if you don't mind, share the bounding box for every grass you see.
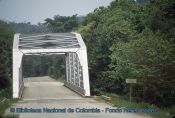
[0,98,18,118]
[0,97,17,118]
[96,92,175,118]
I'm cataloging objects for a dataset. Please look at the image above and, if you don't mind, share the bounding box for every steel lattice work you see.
[13,32,90,98]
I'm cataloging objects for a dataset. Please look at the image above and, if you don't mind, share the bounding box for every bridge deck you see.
[22,76,81,100]
[6,76,151,118]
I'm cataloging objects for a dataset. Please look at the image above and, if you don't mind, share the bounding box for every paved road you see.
[6,76,152,118]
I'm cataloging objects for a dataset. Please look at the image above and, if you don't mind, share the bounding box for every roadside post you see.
[126,79,137,103]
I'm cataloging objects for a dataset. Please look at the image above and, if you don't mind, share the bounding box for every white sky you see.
[0,0,113,24]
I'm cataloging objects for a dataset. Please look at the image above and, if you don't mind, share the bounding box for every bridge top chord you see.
[18,33,80,49]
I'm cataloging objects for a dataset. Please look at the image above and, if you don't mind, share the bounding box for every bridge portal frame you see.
[13,32,90,98]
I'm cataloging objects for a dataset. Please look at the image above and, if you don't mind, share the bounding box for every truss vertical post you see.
[76,49,90,96]
[13,34,24,98]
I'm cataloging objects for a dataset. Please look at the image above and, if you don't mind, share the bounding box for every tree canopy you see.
[44,15,79,32]
[0,20,14,98]
[77,0,175,107]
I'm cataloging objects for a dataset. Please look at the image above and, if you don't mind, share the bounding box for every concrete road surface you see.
[5,76,152,118]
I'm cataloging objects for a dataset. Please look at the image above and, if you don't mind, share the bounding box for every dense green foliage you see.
[22,55,64,80]
[9,22,49,34]
[45,15,79,32]
[77,0,175,107]
[0,20,14,98]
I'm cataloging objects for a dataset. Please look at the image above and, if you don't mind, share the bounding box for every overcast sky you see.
[0,0,113,24]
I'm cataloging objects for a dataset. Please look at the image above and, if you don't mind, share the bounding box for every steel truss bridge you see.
[13,32,90,98]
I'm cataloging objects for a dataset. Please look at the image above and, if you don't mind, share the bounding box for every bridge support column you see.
[77,50,90,96]
[13,51,23,98]
[13,34,24,98]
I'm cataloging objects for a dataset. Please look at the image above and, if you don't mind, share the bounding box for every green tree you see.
[9,22,49,34]
[77,0,175,107]
[110,29,175,106]
[45,15,79,32]
[0,20,14,98]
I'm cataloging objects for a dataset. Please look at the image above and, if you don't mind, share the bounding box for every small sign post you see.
[126,79,137,102]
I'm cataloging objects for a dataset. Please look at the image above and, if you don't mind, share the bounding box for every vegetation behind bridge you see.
[0,21,14,99]
[76,0,175,107]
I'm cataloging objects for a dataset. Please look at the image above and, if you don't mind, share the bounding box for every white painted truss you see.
[13,32,90,98]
